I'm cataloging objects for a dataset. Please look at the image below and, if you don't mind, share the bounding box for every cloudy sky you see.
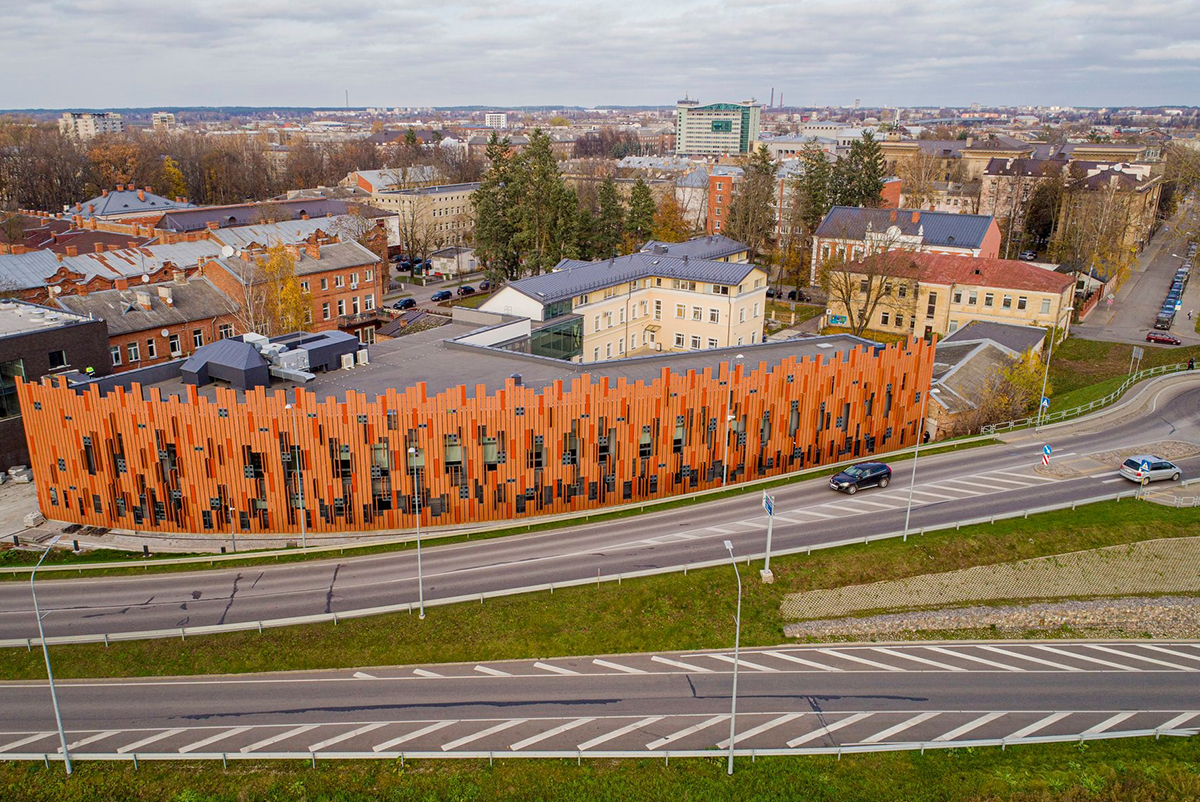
[2,0,1198,109]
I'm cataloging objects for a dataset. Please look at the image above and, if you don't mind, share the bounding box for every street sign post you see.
[1042,444,1052,467]
[1040,397,1050,409]
[760,492,776,583]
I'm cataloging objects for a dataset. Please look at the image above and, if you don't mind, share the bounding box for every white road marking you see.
[240,724,319,753]
[858,711,941,743]
[0,733,53,753]
[994,470,1058,483]
[646,714,729,750]
[1083,644,1196,671]
[786,713,873,747]
[905,488,959,501]
[977,474,1037,486]
[372,721,456,751]
[790,508,838,519]
[716,713,803,749]
[651,655,712,673]
[577,716,665,751]
[934,712,1007,741]
[117,729,184,754]
[871,647,965,672]
[441,719,526,751]
[978,645,1082,672]
[816,649,904,671]
[352,672,377,680]
[1137,645,1200,664]
[733,520,768,530]
[178,727,251,753]
[761,650,844,671]
[932,478,1003,492]
[1157,712,1200,731]
[474,665,512,677]
[1005,712,1072,739]
[706,653,781,672]
[308,722,390,752]
[1029,644,1141,671]
[533,662,580,676]
[61,730,119,752]
[1101,478,1125,483]
[772,516,806,524]
[509,718,594,751]
[833,498,900,510]
[706,526,737,535]
[1089,471,1121,479]
[592,658,646,674]
[1083,712,1138,734]
[413,669,443,678]
[924,646,1026,672]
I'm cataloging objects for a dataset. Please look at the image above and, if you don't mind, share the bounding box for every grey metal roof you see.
[640,235,748,261]
[209,217,371,251]
[675,168,710,188]
[70,189,193,219]
[0,240,225,290]
[211,240,379,283]
[158,199,351,232]
[53,277,236,336]
[180,338,267,373]
[505,253,761,305]
[815,206,995,250]
[940,320,1047,354]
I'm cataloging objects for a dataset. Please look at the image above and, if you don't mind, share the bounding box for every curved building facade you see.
[18,337,934,536]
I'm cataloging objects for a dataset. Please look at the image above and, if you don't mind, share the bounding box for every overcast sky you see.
[3,0,1198,110]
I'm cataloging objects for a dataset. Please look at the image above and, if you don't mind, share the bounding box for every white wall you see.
[479,287,547,321]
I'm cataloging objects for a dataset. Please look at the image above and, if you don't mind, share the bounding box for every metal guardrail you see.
[1,433,1002,576]
[1,489,1146,649]
[982,363,1189,435]
[2,727,1195,765]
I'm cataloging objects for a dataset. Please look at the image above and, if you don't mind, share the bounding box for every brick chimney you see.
[101,189,109,197]
[115,277,128,290]
[206,221,219,230]
[137,189,146,202]
[173,270,188,285]
[65,245,78,257]
[55,252,63,262]
[107,244,119,252]
[912,211,920,223]
[127,241,139,249]
[88,203,95,215]
[0,244,9,254]
[94,242,105,253]
[304,242,321,260]
[145,186,152,193]
[116,184,124,192]
[157,286,174,306]
[284,244,301,260]
[11,244,27,254]
[300,212,309,220]
[135,290,152,311]
[889,209,897,223]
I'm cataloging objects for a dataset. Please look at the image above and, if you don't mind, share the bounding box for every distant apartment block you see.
[59,111,124,140]
[369,183,479,252]
[151,112,176,131]
[485,112,508,129]
[675,99,761,156]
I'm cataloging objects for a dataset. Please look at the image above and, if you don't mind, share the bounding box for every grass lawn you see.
[766,301,823,324]
[1047,337,1200,405]
[451,292,492,309]
[2,738,1198,802]
[1,500,1195,681]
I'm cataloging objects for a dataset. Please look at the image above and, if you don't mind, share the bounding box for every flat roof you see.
[0,300,91,339]
[136,324,882,404]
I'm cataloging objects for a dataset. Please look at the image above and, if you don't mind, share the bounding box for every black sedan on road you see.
[457,285,477,296]
[430,290,453,302]
[829,461,892,494]
[393,298,416,310]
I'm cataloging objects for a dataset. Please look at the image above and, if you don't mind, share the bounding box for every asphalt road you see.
[2,641,1198,757]
[1074,200,1199,345]
[1,377,1197,643]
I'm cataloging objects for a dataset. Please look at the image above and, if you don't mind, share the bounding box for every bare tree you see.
[819,239,915,338]
[898,149,942,210]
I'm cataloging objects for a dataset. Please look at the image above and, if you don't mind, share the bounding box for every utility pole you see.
[723,540,742,775]
[31,536,71,775]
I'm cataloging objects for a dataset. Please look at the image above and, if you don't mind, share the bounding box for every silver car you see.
[1118,454,1181,483]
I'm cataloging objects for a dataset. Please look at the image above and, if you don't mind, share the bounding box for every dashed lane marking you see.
[902,488,959,501]
[646,715,729,750]
[577,716,665,751]
[1082,644,1196,671]
[974,474,1037,487]
[117,729,184,754]
[179,727,251,754]
[706,526,737,535]
[533,662,580,676]
[474,665,512,677]
[1158,712,1200,731]
[0,733,53,753]
[650,655,712,673]
[60,731,119,752]
[413,669,443,678]
[510,718,594,751]
[923,646,1025,672]
[240,724,319,753]
[1102,478,1125,483]
[816,648,904,671]
[308,722,390,752]
[870,647,966,672]
[373,721,455,752]
[833,498,901,511]
[1083,712,1139,734]
[716,713,803,749]
[933,711,1007,742]
[786,713,873,747]
[857,711,941,744]
[761,650,844,671]
[1005,712,1072,739]
[1028,644,1140,672]
[706,653,781,672]
[592,658,646,674]
[441,719,526,751]
[977,645,1083,672]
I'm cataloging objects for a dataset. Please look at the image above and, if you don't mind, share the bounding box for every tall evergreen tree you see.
[626,178,656,244]
[512,129,577,275]
[725,145,778,260]
[471,133,522,281]
[834,130,885,207]
[594,176,625,258]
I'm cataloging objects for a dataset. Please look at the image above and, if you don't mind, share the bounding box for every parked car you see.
[1118,455,1181,484]
[829,461,892,495]
[430,290,453,302]
[1146,330,1182,345]
[786,289,811,302]
[457,285,476,297]
[1155,312,1175,330]
[766,287,778,298]
[1019,250,1038,261]
[479,279,492,291]
[393,298,416,310]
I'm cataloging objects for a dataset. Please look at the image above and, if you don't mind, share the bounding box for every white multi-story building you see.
[484,112,508,129]
[58,112,124,140]
[151,112,176,131]
[675,99,761,156]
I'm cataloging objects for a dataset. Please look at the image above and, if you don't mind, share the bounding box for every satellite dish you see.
[221,245,235,258]
[142,274,150,283]
[161,328,170,337]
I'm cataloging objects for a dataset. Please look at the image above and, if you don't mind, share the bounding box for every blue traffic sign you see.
[1040,396,1050,408]
[1140,460,1151,473]
[762,493,775,516]
[1043,445,1053,456]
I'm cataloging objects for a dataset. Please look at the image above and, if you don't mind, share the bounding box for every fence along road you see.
[1,377,1198,647]
[0,641,1197,762]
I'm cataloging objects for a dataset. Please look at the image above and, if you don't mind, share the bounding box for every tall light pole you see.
[902,387,940,540]
[721,354,744,486]
[723,540,742,775]
[407,446,426,619]
[31,535,71,775]
[285,404,307,549]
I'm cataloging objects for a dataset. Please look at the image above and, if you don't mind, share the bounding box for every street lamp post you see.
[407,446,426,619]
[902,387,940,540]
[722,540,742,776]
[285,404,307,549]
[721,355,744,487]
[228,506,238,553]
[31,536,71,775]
[1036,304,1072,432]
